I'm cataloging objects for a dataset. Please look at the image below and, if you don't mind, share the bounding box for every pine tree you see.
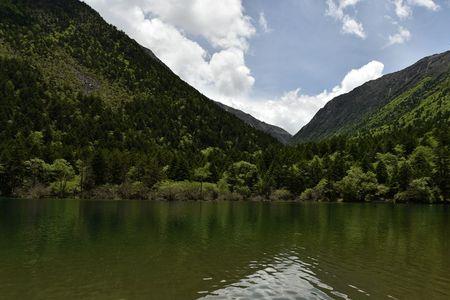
[376,160,389,184]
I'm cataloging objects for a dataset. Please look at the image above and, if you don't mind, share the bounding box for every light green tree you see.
[51,159,75,197]
[23,158,50,186]
[194,163,211,198]
[223,161,259,196]
[337,166,378,202]
[395,177,439,203]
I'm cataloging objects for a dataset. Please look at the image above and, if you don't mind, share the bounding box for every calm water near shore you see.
[0,198,448,299]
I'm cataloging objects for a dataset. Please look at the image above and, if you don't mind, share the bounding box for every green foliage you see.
[395,177,440,203]
[0,0,278,196]
[408,146,436,179]
[375,160,389,184]
[222,161,259,197]
[50,159,75,197]
[299,179,335,202]
[270,189,293,201]
[0,0,448,203]
[337,167,378,202]
[155,181,218,201]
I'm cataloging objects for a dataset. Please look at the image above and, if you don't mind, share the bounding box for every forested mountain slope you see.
[0,0,448,203]
[292,50,450,143]
[0,0,280,195]
[144,44,293,143]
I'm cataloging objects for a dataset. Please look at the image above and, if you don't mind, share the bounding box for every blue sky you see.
[244,0,450,96]
[84,0,450,133]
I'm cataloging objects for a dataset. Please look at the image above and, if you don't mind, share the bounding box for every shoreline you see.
[1,196,448,205]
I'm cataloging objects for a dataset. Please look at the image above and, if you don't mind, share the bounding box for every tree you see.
[51,159,75,197]
[409,146,436,179]
[0,164,5,196]
[308,156,323,186]
[375,160,389,184]
[76,159,89,198]
[91,151,107,186]
[257,168,275,197]
[395,160,411,191]
[194,163,211,199]
[300,179,336,202]
[223,161,259,196]
[201,147,226,182]
[23,158,50,186]
[337,166,378,202]
[395,177,439,203]
[434,145,450,201]
[28,131,44,155]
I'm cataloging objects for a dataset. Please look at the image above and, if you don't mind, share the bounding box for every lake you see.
[0,198,448,299]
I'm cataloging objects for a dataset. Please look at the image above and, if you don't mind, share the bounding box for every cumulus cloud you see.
[386,26,411,46]
[142,0,255,50]
[83,0,255,97]
[326,0,366,39]
[215,61,385,134]
[82,1,440,134]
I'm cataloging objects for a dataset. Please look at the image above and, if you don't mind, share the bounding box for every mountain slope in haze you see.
[292,50,450,143]
[214,102,292,144]
[0,0,281,194]
[142,45,292,143]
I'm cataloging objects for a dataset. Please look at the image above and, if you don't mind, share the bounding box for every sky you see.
[83,0,450,134]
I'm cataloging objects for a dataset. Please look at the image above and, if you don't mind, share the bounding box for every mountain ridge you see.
[140,45,291,143]
[292,50,450,143]
[214,101,292,144]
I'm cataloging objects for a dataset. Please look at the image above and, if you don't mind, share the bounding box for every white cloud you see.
[258,12,271,33]
[214,61,385,134]
[326,0,366,39]
[342,15,366,38]
[386,26,411,46]
[209,48,255,96]
[392,0,439,18]
[408,0,439,10]
[81,1,440,134]
[142,0,255,50]
[393,0,412,18]
[83,0,255,97]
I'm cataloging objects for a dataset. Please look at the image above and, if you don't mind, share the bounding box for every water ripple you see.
[200,253,349,300]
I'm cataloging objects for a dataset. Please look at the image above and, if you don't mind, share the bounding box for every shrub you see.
[118,181,151,200]
[155,181,219,201]
[88,185,120,200]
[394,177,440,203]
[300,179,336,202]
[270,189,293,201]
[15,184,51,199]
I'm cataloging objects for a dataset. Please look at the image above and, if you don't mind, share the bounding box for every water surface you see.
[0,199,448,299]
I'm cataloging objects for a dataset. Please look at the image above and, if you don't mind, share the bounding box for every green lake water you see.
[0,198,448,299]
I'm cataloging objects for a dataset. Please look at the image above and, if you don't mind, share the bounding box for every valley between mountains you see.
[0,0,449,203]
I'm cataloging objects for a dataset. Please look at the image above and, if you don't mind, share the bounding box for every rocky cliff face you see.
[292,50,450,144]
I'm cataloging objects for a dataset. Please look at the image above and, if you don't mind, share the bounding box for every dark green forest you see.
[0,0,449,203]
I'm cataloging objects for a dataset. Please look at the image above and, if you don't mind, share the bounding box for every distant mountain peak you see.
[214,102,292,144]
